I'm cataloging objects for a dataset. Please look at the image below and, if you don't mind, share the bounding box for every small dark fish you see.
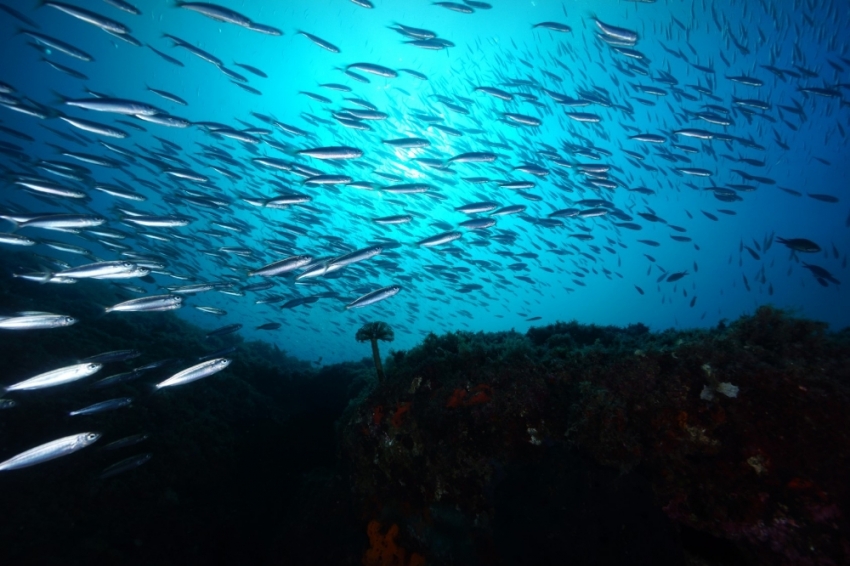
[147,43,184,67]
[234,62,267,77]
[776,237,820,253]
[103,433,149,451]
[81,350,142,364]
[807,193,839,203]
[205,323,242,339]
[297,31,340,53]
[98,453,152,479]
[256,322,281,331]
[70,397,132,416]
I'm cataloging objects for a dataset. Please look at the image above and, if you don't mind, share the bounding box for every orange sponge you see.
[362,520,425,566]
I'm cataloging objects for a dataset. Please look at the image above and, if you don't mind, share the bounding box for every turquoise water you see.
[1,0,848,364]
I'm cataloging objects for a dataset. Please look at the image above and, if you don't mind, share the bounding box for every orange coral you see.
[446,388,467,408]
[362,520,424,566]
[466,384,492,405]
[447,384,493,408]
[392,402,411,427]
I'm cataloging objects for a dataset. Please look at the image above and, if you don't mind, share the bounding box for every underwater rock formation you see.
[341,307,850,565]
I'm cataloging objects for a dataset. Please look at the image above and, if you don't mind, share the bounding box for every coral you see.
[392,403,411,427]
[356,322,395,383]
[362,520,424,566]
[446,385,492,408]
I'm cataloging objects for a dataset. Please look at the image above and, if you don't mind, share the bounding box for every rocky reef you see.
[341,308,850,565]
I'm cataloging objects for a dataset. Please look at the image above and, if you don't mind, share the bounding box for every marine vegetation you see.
[357,321,395,383]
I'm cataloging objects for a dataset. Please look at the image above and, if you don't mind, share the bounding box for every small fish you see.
[103,433,149,451]
[5,362,102,391]
[98,453,152,479]
[297,31,340,53]
[345,285,402,309]
[250,256,314,277]
[70,397,133,416]
[80,350,141,364]
[776,238,820,253]
[41,1,130,35]
[297,146,363,160]
[194,306,227,316]
[0,313,76,330]
[105,294,183,313]
[256,322,281,331]
[156,358,231,389]
[0,432,100,471]
[205,323,242,339]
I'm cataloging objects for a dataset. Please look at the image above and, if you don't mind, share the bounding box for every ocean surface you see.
[1,1,849,565]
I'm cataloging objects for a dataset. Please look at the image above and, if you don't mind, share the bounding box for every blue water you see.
[1,0,848,364]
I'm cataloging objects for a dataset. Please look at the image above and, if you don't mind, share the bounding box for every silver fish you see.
[5,362,102,391]
[249,255,313,277]
[105,294,183,313]
[0,433,100,471]
[69,397,133,416]
[155,358,231,389]
[42,2,130,35]
[58,260,139,279]
[0,313,76,330]
[345,285,402,309]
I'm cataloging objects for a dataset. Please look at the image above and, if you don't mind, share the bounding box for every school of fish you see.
[0,0,848,472]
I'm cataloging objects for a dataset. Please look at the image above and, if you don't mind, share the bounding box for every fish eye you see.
[86,433,98,441]
[88,363,99,370]
[65,317,75,323]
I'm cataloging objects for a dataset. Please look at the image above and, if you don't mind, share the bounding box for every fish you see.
[5,362,102,391]
[0,313,76,330]
[0,433,101,471]
[249,256,314,277]
[20,29,94,61]
[345,285,402,309]
[98,453,152,479]
[80,350,141,364]
[205,323,242,338]
[69,397,133,416]
[175,2,253,27]
[533,22,572,33]
[156,358,231,389]
[103,434,149,451]
[297,31,340,53]
[41,2,130,35]
[105,294,183,313]
[776,238,820,253]
[297,146,363,160]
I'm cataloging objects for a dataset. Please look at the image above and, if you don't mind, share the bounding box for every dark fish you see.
[98,453,152,479]
[776,238,820,253]
[80,350,142,364]
[807,193,839,203]
[103,434,149,451]
[205,323,242,339]
[297,31,340,53]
